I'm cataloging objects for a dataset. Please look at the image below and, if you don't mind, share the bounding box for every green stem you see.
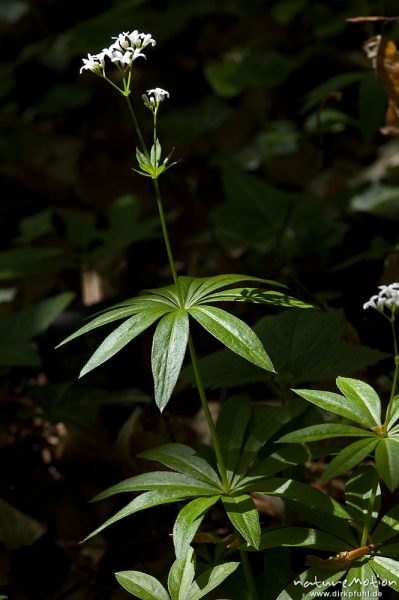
[239,546,259,600]
[385,311,399,425]
[360,469,379,546]
[188,334,230,491]
[124,94,149,158]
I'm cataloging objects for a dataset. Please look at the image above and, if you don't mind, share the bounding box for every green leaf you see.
[248,443,333,479]
[151,311,189,411]
[377,542,399,558]
[0,292,74,367]
[189,305,274,371]
[345,466,381,530]
[371,557,399,592]
[373,503,399,543]
[293,388,376,429]
[336,377,381,428]
[387,396,399,431]
[278,423,372,443]
[80,309,167,377]
[222,494,260,548]
[185,273,286,306]
[259,527,347,552]
[92,471,220,502]
[168,547,196,600]
[346,561,376,595]
[241,478,352,520]
[189,561,239,600]
[57,305,150,347]
[115,570,170,600]
[277,567,346,599]
[85,489,191,541]
[198,288,312,309]
[138,444,221,487]
[173,496,220,559]
[0,247,71,279]
[375,438,399,492]
[323,438,380,481]
[216,395,251,482]
[285,500,357,545]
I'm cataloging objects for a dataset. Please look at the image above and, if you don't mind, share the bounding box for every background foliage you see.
[2,0,399,598]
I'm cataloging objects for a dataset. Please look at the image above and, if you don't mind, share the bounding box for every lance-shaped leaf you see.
[323,437,380,481]
[336,377,381,428]
[277,567,346,599]
[387,396,399,430]
[168,546,196,600]
[293,388,377,429]
[138,443,221,487]
[375,437,399,492]
[248,443,334,479]
[152,311,189,411]
[79,309,167,377]
[116,570,170,600]
[173,496,220,559]
[216,395,252,482]
[278,423,373,444]
[371,557,399,592]
[92,471,220,502]
[189,305,274,371]
[189,561,239,600]
[345,466,381,530]
[222,494,260,548]
[373,503,399,543]
[198,287,312,309]
[346,562,376,596]
[85,488,191,541]
[185,273,286,306]
[259,527,348,552]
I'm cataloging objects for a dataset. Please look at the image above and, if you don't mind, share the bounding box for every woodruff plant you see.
[59,30,399,600]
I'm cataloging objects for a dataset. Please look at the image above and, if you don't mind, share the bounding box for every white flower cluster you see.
[142,87,170,111]
[363,283,399,312]
[80,30,156,75]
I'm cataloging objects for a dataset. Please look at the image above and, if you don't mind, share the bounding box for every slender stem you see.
[239,546,259,600]
[360,469,379,546]
[385,311,399,425]
[124,94,149,158]
[188,334,229,491]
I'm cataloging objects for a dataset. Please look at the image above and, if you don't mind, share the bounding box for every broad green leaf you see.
[387,396,399,431]
[168,547,195,600]
[373,503,399,543]
[259,527,347,552]
[375,438,399,492]
[293,388,376,429]
[138,444,221,486]
[189,561,239,600]
[85,489,191,541]
[115,570,170,600]
[323,438,380,481]
[189,305,274,371]
[346,561,376,595]
[185,273,286,307]
[235,401,307,478]
[0,292,74,367]
[222,494,260,548]
[278,423,371,443]
[248,443,333,479]
[57,305,146,347]
[371,557,399,592]
[198,288,312,309]
[336,377,381,428]
[345,467,381,530]
[151,311,189,411]
[284,500,357,546]
[277,567,346,599]
[173,496,220,559]
[241,478,352,520]
[92,471,220,502]
[80,310,166,377]
[216,395,251,482]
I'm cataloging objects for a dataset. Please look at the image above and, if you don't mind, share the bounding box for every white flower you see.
[363,283,399,312]
[80,30,156,75]
[142,87,170,110]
